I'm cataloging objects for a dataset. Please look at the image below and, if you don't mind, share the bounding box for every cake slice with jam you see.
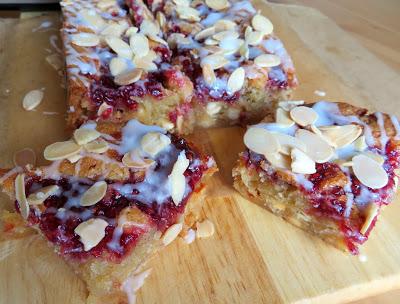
[233,100,400,254]
[0,119,216,303]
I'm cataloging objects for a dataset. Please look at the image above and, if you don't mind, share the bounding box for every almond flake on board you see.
[122,149,155,169]
[130,33,150,57]
[291,148,316,174]
[202,63,216,86]
[206,0,230,11]
[114,69,143,86]
[244,127,280,155]
[290,106,319,127]
[352,154,388,189]
[318,124,362,148]
[84,139,109,154]
[295,129,334,163]
[74,128,101,145]
[15,173,29,219]
[44,140,81,161]
[80,181,108,207]
[71,33,100,47]
[227,67,245,93]
[169,151,189,206]
[74,218,109,251]
[162,223,183,246]
[22,89,44,111]
[105,36,133,59]
[275,108,294,127]
[196,219,215,238]
[254,54,281,68]
[251,14,273,35]
[141,132,171,157]
[28,185,59,205]
[360,203,379,235]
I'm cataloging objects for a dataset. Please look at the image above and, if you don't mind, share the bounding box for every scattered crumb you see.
[196,219,215,239]
[314,90,326,97]
[22,89,44,111]
[42,111,59,115]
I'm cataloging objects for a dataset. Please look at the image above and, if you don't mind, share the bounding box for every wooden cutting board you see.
[1,2,400,303]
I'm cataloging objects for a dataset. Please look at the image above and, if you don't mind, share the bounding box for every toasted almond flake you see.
[295,129,334,163]
[101,23,127,37]
[195,26,215,40]
[227,67,245,93]
[252,14,273,35]
[274,133,306,155]
[97,0,115,9]
[141,132,171,157]
[122,149,155,169]
[109,57,129,76]
[28,185,59,205]
[156,11,166,28]
[84,139,109,154]
[206,102,222,116]
[125,26,138,36]
[212,30,239,41]
[67,154,82,163]
[162,223,183,246]
[22,89,44,111]
[74,218,108,251]
[291,148,316,174]
[246,30,263,46]
[206,0,230,10]
[196,219,215,238]
[114,69,143,86]
[129,33,150,57]
[318,124,362,148]
[362,151,385,165]
[254,54,281,68]
[71,33,100,47]
[81,181,107,207]
[169,151,189,205]
[148,34,168,46]
[264,152,291,170]
[244,127,280,155]
[360,203,379,235]
[44,140,81,161]
[176,6,200,22]
[278,100,304,111]
[353,154,388,189]
[204,38,218,45]
[202,63,216,86]
[201,54,228,70]
[354,135,367,151]
[134,60,157,72]
[46,54,63,70]
[74,128,101,145]
[105,36,133,59]
[290,106,319,127]
[97,102,112,117]
[215,20,236,31]
[140,20,160,36]
[275,108,294,127]
[13,148,36,167]
[15,173,29,219]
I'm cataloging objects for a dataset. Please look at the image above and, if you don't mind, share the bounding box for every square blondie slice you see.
[0,119,216,303]
[233,100,400,254]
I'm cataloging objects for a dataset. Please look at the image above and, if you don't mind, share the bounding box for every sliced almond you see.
[84,139,109,154]
[219,37,243,54]
[74,218,108,251]
[173,0,190,6]
[162,223,183,246]
[354,135,367,151]
[201,54,228,70]
[215,20,236,31]
[264,152,291,170]
[125,26,139,36]
[141,132,171,157]
[290,106,319,127]
[353,154,388,189]
[239,43,249,60]
[67,154,82,163]
[212,30,239,41]
[274,133,306,155]
[80,9,106,30]
[206,0,229,11]
[15,173,29,219]
[254,54,281,68]
[169,151,189,205]
[130,33,150,57]
[167,33,191,48]
[318,124,362,148]
[275,108,294,127]
[23,89,44,111]
[196,219,215,238]
[109,57,129,76]
[360,203,379,235]
[114,69,143,86]
[295,129,334,163]
[244,127,280,155]
[206,102,222,116]
[97,0,115,9]
[362,152,385,165]
[71,33,100,47]
[97,102,112,117]
[101,23,127,37]
[74,128,101,145]
[246,30,263,46]
[176,6,200,22]
[227,67,245,94]
[105,36,133,59]
[244,26,253,39]
[195,26,215,41]
[291,148,316,174]
[133,58,157,72]
[122,149,155,169]
[27,185,59,205]
[202,63,216,86]
[204,38,219,46]
[139,20,160,37]
[278,100,304,111]
[252,14,273,35]
[80,181,108,206]
[44,140,81,161]
[156,11,166,28]
[148,34,168,46]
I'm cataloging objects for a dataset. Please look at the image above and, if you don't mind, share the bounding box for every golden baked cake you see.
[61,0,297,133]
[233,100,400,254]
[0,119,216,303]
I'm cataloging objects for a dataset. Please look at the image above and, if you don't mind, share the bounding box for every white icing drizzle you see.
[122,268,152,304]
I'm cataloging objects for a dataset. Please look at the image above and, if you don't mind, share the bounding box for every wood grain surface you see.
[0,1,400,304]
